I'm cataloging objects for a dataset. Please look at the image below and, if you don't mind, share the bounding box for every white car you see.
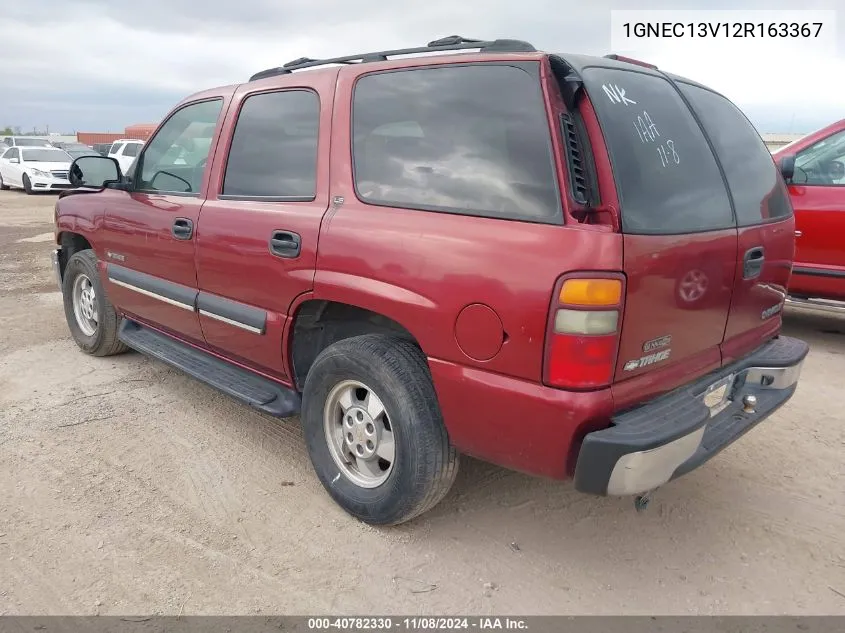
[2,136,53,148]
[0,147,73,194]
[108,139,144,173]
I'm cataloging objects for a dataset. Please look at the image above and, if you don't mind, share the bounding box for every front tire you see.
[0,172,8,190]
[62,250,128,356]
[22,174,34,195]
[302,334,459,525]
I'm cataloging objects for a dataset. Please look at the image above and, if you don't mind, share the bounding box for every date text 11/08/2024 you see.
[307,617,529,630]
[622,22,824,38]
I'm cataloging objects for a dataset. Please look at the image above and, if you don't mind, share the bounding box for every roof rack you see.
[249,35,536,81]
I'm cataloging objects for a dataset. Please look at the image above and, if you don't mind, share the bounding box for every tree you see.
[0,126,12,136]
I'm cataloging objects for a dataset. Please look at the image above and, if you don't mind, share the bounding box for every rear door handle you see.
[171,217,193,240]
[269,230,301,258]
[743,246,765,280]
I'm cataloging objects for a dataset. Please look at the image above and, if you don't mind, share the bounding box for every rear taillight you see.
[544,275,624,390]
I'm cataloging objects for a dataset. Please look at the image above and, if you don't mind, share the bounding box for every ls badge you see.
[624,335,672,372]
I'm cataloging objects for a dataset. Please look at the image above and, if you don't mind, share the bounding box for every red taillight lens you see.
[547,334,618,389]
[544,275,624,390]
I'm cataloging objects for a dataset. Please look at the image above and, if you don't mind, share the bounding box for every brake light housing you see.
[543,273,625,390]
[603,54,658,69]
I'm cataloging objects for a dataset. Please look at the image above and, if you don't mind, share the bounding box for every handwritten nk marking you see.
[602,83,637,106]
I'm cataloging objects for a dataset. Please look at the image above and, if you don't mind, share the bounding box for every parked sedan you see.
[0,147,73,194]
[2,136,53,148]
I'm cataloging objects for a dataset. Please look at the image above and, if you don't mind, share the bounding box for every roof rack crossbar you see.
[248,36,536,81]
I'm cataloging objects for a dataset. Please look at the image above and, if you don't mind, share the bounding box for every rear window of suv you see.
[583,67,733,234]
[352,64,561,223]
[677,82,791,225]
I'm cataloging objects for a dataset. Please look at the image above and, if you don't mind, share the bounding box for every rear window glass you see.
[352,64,561,223]
[583,67,732,234]
[678,83,790,225]
[22,149,70,162]
[123,143,140,157]
[16,138,50,147]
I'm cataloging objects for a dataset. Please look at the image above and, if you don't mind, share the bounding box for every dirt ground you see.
[0,189,843,616]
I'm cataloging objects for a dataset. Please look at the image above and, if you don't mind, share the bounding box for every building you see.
[760,133,804,153]
[76,123,157,147]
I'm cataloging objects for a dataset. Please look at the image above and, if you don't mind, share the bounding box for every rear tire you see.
[302,334,459,525]
[22,174,34,195]
[62,250,128,357]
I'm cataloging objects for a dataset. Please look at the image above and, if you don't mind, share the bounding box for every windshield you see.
[22,149,71,162]
[16,138,52,147]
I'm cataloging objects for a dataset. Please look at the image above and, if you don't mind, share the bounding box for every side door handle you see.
[743,246,765,280]
[172,217,194,240]
[269,230,301,258]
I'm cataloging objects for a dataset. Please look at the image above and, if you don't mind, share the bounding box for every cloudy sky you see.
[1,0,842,135]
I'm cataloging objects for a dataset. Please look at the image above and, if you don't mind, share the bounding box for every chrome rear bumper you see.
[574,336,809,496]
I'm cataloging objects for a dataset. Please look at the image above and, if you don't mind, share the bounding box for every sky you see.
[0,0,842,135]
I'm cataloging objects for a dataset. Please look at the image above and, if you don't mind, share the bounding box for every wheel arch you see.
[56,231,94,280]
[289,299,421,391]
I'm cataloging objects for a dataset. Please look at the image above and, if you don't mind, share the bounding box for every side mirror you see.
[9,157,19,164]
[69,155,122,189]
[779,155,795,182]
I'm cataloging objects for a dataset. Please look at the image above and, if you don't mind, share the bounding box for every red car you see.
[53,37,807,524]
[772,119,845,310]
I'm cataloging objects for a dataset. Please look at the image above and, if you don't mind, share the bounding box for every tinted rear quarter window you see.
[352,64,561,223]
[223,90,319,199]
[584,67,733,234]
[677,83,790,225]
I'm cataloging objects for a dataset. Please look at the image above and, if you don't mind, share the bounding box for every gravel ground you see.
[0,189,843,616]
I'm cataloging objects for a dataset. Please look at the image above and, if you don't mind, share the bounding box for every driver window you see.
[137,98,223,194]
[795,129,845,186]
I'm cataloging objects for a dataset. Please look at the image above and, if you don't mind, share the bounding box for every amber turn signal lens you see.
[559,278,622,306]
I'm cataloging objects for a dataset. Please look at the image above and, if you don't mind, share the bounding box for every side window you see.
[137,99,223,194]
[123,143,140,158]
[222,90,319,199]
[794,129,845,186]
[352,64,561,223]
[6,148,19,160]
[110,143,123,155]
[678,82,791,225]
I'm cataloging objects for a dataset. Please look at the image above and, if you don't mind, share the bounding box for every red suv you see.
[53,36,808,525]
[771,119,845,311]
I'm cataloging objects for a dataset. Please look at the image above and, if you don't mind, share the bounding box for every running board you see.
[785,296,845,316]
[118,320,301,418]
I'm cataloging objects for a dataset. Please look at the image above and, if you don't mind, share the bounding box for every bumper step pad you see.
[574,336,809,495]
